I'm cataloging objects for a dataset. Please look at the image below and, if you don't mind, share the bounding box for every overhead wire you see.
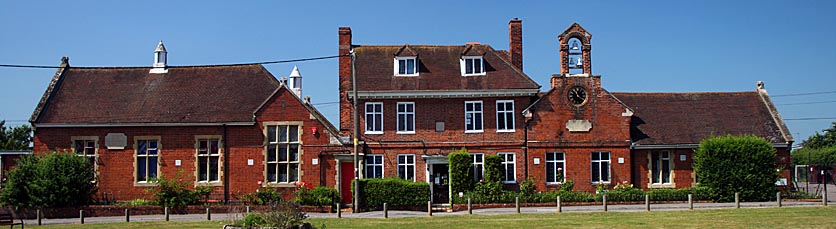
[0,54,344,69]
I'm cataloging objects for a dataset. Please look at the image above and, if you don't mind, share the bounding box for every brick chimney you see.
[338,27,352,134]
[509,18,523,71]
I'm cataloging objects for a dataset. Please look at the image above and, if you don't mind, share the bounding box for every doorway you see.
[430,164,449,204]
[340,161,354,204]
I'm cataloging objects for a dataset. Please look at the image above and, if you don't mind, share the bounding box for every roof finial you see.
[757,81,764,90]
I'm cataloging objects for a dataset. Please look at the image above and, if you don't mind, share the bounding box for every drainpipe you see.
[223,124,229,204]
[523,115,531,179]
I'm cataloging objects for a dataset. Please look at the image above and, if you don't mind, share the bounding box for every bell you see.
[576,57,583,67]
[571,41,579,50]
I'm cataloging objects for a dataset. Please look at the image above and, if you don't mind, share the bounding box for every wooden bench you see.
[0,209,23,229]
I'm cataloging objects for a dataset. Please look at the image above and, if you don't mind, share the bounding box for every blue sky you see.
[1,1,834,145]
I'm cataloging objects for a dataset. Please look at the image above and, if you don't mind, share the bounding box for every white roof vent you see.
[150,40,168,74]
[288,65,302,97]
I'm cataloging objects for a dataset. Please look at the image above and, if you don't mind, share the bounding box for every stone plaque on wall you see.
[105,133,127,150]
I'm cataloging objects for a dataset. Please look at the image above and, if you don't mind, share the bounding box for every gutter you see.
[33,122,254,128]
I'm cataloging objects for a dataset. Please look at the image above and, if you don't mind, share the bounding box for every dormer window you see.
[394,57,418,76]
[461,56,485,76]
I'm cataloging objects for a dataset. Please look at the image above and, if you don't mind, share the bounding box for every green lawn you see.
[29,206,836,228]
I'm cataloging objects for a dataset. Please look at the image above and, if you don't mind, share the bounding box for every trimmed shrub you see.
[147,172,212,207]
[0,152,96,208]
[484,155,502,183]
[647,187,710,201]
[354,178,429,210]
[694,135,778,202]
[448,149,473,194]
[241,188,284,205]
[233,199,309,228]
[295,186,340,207]
[539,190,596,203]
[597,182,644,202]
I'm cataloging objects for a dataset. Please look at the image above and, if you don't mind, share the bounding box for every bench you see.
[0,209,23,229]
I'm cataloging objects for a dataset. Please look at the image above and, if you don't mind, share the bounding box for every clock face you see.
[568,86,587,106]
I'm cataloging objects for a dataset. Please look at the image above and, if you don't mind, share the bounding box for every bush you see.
[354,178,429,210]
[0,152,96,208]
[234,199,309,228]
[241,188,284,205]
[694,135,778,202]
[449,149,473,194]
[647,187,710,201]
[484,155,502,183]
[597,182,644,202]
[295,185,340,207]
[539,190,596,203]
[116,199,153,206]
[146,172,211,207]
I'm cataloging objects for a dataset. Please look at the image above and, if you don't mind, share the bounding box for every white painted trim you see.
[396,102,416,134]
[364,154,385,179]
[34,122,254,128]
[364,102,384,134]
[498,152,516,183]
[348,89,539,99]
[397,154,416,181]
[0,150,32,155]
[495,100,515,132]
[460,56,486,76]
[632,143,790,149]
[464,100,484,133]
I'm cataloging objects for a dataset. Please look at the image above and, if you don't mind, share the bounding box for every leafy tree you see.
[694,135,778,202]
[0,152,97,207]
[801,122,836,149]
[0,120,32,150]
[793,122,836,166]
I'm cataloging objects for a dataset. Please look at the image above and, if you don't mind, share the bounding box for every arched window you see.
[567,37,583,75]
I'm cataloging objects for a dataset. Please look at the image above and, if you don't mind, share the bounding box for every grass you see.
[29,206,836,228]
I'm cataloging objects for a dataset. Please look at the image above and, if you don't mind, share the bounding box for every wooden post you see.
[645,195,650,211]
[125,208,130,222]
[735,192,740,208]
[206,208,211,221]
[383,203,388,219]
[246,205,250,214]
[777,192,782,208]
[515,197,520,214]
[467,198,472,215]
[165,207,170,221]
[602,194,608,212]
[79,210,84,224]
[337,203,342,218]
[557,196,562,213]
[37,209,42,226]
[688,194,693,210]
[428,201,433,216]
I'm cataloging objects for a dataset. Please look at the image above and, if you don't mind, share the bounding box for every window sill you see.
[396,131,416,135]
[465,130,484,134]
[134,182,158,187]
[545,182,565,185]
[196,181,223,187]
[263,182,297,188]
[462,73,487,77]
[648,183,676,189]
[496,129,516,133]
[364,131,383,135]
[502,181,517,184]
[394,74,419,77]
[591,181,611,185]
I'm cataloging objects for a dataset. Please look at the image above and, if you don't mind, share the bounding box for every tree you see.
[0,120,32,150]
[0,152,97,208]
[793,122,836,166]
[694,135,778,202]
[801,122,836,149]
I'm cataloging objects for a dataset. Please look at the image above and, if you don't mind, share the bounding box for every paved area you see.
[795,183,835,203]
[23,200,829,226]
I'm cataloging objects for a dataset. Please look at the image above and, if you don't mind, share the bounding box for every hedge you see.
[353,178,429,210]
[694,135,778,202]
[448,149,472,194]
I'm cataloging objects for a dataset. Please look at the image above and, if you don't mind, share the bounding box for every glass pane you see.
[474,58,482,73]
[375,114,383,131]
[210,140,219,154]
[466,103,473,112]
[365,156,374,164]
[375,104,382,112]
[399,166,406,179]
[267,164,277,182]
[148,157,158,179]
[199,157,208,181]
[398,59,406,74]
[652,153,660,183]
[375,166,382,178]
[290,144,298,161]
[138,141,146,155]
[398,114,405,131]
[475,113,482,130]
[148,149,157,155]
[279,126,288,142]
[75,141,84,155]
[289,126,298,142]
[149,140,158,149]
[546,161,555,182]
[602,162,610,181]
[406,155,413,164]
[407,115,414,131]
[591,162,600,182]
[366,104,373,113]
[557,162,565,182]
[406,59,415,74]
[407,165,414,180]
[407,104,413,112]
[199,140,208,153]
[662,158,670,183]
[289,164,298,182]
[475,102,482,111]
[279,145,288,161]
[137,157,146,181]
[398,104,405,112]
[556,153,564,161]
[602,152,610,160]
[375,155,383,164]
[267,126,277,143]
[366,114,374,131]
[267,145,277,162]
[497,113,506,129]
[398,155,405,164]
[508,164,515,181]
[210,157,219,181]
[546,153,554,161]
[591,152,599,161]
[506,114,514,129]
[279,164,288,182]
[466,59,473,74]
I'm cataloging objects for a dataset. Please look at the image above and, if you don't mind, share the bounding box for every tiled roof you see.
[352,44,540,91]
[612,91,790,145]
[32,65,280,124]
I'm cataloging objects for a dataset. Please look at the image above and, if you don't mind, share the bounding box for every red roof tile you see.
[612,92,789,145]
[353,44,539,91]
[33,65,280,124]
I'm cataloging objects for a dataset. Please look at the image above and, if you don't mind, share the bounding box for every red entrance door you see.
[340,162,354,204]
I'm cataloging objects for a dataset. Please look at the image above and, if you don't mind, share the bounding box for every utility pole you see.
[351,49,360,213]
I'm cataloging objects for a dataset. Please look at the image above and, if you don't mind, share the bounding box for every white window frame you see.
[472,153,484,182]
[651,151,673,186]
[365,102,383,134]
[546,152,566,184]
[396,102,416,134]
[365,154,384,179]
[591,151,611,184]
[464,101,484,133]
[496,100,515,132]
[266,124,301,184]
[196,137,222,184]
[498,152,516,183]
[135,137,161,185]
[397,154,416,181]
[394,57,418,76]
[460,56,486,76]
